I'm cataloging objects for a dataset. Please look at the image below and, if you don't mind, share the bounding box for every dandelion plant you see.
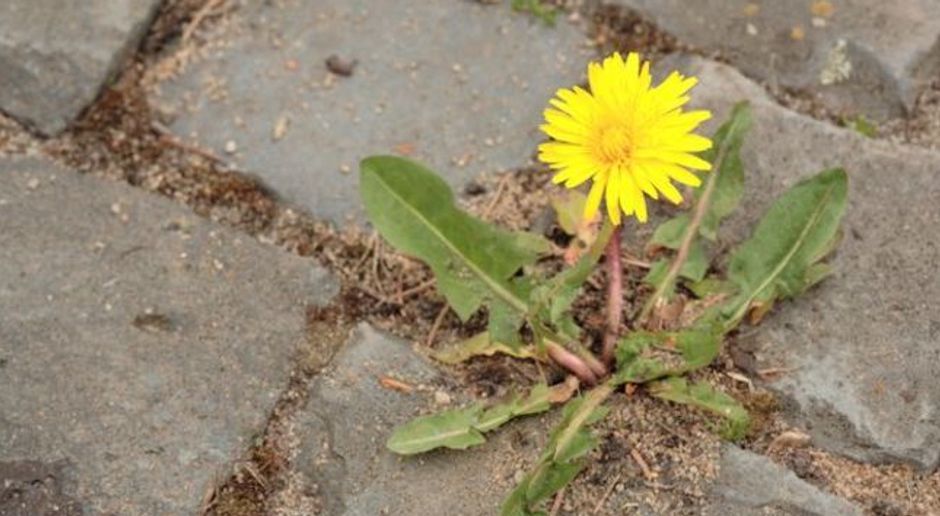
[358,51,848,514]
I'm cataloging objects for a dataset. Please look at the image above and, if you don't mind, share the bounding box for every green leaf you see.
[386,405,486,455]
[649,377,750,441]
[475,382,565,432]
[532,221,614,336]
[641,103,752,319]
[649,214,690,249]
[644,239,707,288]
[511,0,557,25]
[525,461,583,505]
[501,384,614,515]
[431,332,535,365]
[697,102,751,241]
[722,168,848,329]
[551,385,612,463]
[687,277,736,299]
[613,327,722,385]
[846,114,877,138]
[361,156,546,345]
[387,380,576,455]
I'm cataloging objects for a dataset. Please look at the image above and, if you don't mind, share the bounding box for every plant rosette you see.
[359,52,848,515]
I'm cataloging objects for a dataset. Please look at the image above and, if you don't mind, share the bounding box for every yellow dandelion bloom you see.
[538,52,713,225]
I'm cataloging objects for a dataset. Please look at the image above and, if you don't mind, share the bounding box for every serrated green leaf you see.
[475,383,559,433]
[676,326,723,370]
[698,102,751,240]
[645,240,707,289]
[532,221,614,335]
[688,277,736,299]
[386,405,486,455]
[431,332,535,365]
[361,156,545,346]
[641,103,752,319]
[501,487,541,516]
[501,384,614,515]
[649,377,750,441]
[525,461,584,505]
[613,327,722,385]
[551,385,612,463]
[502,460,578,516]
[388,380,575,455]
[722,168,848,330]
[649,214,690,249]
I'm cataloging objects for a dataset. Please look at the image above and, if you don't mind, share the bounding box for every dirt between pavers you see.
[0,0,937,514]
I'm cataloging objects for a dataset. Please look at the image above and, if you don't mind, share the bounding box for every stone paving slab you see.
[285,323,545,515]
[151,0,591,223]
[662,54,940,469]
[707,445,862,515]
[610,0,940,120]
[0,157,337,514]
[0,0,162,135]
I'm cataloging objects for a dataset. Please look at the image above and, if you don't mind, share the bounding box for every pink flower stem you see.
[545,341,599,386]
[602,224,623,365]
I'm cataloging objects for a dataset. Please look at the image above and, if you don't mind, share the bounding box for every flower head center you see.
[595,124,634,165]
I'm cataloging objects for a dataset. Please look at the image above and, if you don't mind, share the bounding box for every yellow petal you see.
[659,162,704,187]
[605,167,622,225]
[562,164,598,188]
[638,161,683,204]
[584,171,608,221]
[626,174,649,223]
[629,163,659,200]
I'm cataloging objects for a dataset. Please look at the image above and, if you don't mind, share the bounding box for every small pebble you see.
[326,54,357,77]
[224,140,238,153]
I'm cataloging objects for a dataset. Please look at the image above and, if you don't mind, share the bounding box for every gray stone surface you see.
[665,55,940,469]
[287,323,544,515]
[151,0,591,223]
[708,445,862,515]
[0,157,337,514]
[609,0,940,119]
[0,0,162,135]
[0,460,84,516]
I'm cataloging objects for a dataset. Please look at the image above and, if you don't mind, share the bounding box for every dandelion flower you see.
[538,52,713,225]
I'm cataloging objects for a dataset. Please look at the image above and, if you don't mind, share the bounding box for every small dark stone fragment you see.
[132,313,176,333]
[325,55,357,77]
[463,181,487,196]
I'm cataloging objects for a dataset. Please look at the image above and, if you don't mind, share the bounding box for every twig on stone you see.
[425,305,449,347]
[396,278,436,303]
[592,472,622,514]
[483,174,511,219]
[152,121,227,163]
[630,447,655,480]
[182,0,225,43]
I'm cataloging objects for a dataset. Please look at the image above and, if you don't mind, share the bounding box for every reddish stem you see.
[546,342,598,386]
[602,225,623,365]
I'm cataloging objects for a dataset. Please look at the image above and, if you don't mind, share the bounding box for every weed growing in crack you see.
[359,52,847,515]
